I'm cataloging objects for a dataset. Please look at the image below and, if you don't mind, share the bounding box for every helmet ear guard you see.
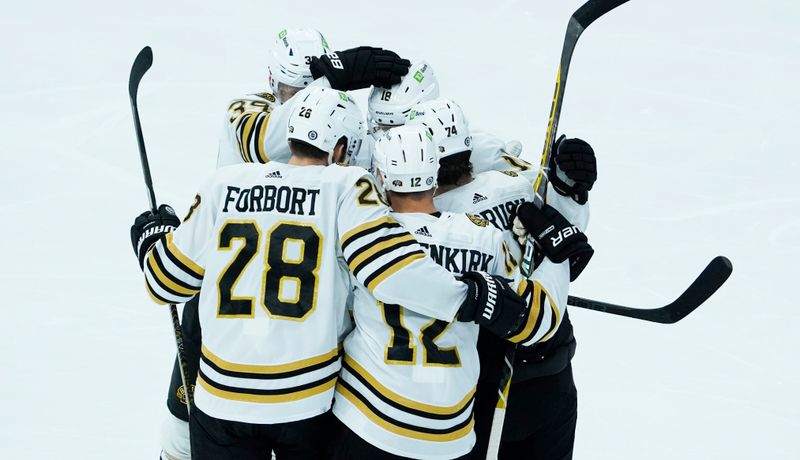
[375,125,440,194]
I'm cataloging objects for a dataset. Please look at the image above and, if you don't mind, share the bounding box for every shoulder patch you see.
[253,92,276,103]
[467,213,488,227]
[500,170,519,177]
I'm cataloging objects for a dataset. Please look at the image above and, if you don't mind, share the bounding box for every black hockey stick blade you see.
[574,0,631,29]
[127,46,157,211]
[568,256,733,323]
[129,46,153,103]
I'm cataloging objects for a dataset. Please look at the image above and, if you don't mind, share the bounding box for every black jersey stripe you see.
[145,256,196,301]
[350,237,419,278]
[336,379,473,438]
[161,235,204,281]
[341,359,474,421]
[345,230,410,267]
[341,218,402,253]
[150,248,200,294]
[253,113,270,163]
[144,277,173,305]
[362,250,426,292]
[201,347,342,380]
[197,368,338,398]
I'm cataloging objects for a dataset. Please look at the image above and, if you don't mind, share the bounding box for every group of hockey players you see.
[130,28,598,460]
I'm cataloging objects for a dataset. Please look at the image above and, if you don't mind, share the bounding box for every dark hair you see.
[437,151,473,186]
[289,137,348,162]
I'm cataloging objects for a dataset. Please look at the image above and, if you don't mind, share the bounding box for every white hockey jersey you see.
[468,130,539,183]
[434,170,535,236]
[333,212,570,459]
[140,162,469,425]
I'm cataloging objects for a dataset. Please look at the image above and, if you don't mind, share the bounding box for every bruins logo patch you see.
[500,170,519,177]
[254,92,276,103]
[467,214,488,227]
[176,384,196,405]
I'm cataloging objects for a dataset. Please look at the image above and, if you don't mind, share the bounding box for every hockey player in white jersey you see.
[217,28,413,168]
[405,99,599,459]
[330,125,593,460]
[130,88,533,460]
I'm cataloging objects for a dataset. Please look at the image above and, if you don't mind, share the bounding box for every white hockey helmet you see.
[287,87,365,164]
[375,125,439,193]
[267,28,331,102]
[367,60,439,135]
[406,98,472,159]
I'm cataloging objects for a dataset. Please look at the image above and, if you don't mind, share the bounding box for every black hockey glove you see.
[548,135,597,205]
[459,272,528,340]
[309,47,411,91]
[130,204,180,269]
[515,202,594,281]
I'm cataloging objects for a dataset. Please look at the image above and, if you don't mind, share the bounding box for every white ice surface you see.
[0,0,798,458]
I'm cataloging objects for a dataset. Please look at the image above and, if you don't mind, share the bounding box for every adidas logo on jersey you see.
[414,226,432,237]
[265,170,283,179]
[473,193,488,204]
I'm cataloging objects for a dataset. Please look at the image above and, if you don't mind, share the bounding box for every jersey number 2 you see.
[217,221,321,321]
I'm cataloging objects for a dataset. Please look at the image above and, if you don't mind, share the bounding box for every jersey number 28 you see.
[217,220,322,321]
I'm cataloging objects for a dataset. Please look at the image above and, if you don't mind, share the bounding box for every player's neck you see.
[435,174,473,195]
[288,155,329,166]
[390,196,438,214]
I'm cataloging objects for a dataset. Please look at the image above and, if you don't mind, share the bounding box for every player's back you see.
[434,170,534,233]
[334,212,510,460]
[190,162,362,424]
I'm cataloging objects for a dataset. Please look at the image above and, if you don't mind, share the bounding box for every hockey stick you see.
[568,256,732,323]
[128,46,194,412]
[487,1,631,458]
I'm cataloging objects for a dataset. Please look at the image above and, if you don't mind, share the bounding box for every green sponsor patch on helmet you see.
[278,29,287,39]
[338,92,349,102]
[321,34,330,50]
[408,110,417,120]
[413,71,424,83]
[424,129,433,141]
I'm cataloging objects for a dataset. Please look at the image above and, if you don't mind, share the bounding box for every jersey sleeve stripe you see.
[163,233,205,280]
[147,249,200,296]
[240,113,259,163]
[340,217,401,251]
[335,379,474,442]
[200,344,342,377]
[345,231,412,268]
[253,113,270,164]
[507,280,544,344]
[143,279,170,305]
[364,251,427,293]
[348,235,418,277]
[342,355,475,418]
[197,369,337,403]
[144,256,199,300]
[538,282,561,342]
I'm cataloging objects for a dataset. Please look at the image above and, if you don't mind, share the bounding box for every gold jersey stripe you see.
[197,374,336,404]
[164,233,205,278]
[340,216,397,248]
[539,282,561,342]
[366,252,426,293]
[344,355,475,416]
[240,113,259,163]
[507,280,540,343]
[201,344,341,375]
[146,251,199,296]
[336,383,474,442]
[254,113,271,164]
[347,233,417,273]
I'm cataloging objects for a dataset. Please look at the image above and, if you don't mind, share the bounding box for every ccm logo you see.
[326,52,343,70]
[551,225,580,247]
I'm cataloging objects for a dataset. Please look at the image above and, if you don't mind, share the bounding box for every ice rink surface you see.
[1,0,798,458]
